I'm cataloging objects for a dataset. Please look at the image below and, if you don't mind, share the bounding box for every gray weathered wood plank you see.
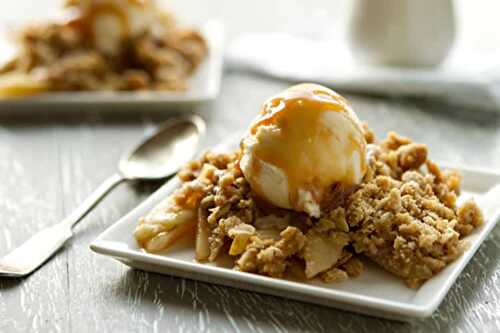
[0,124,69,332]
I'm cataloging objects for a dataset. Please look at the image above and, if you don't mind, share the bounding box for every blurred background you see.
[1,0,499,51]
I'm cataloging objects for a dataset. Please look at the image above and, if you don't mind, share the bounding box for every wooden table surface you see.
[1,1,499,332]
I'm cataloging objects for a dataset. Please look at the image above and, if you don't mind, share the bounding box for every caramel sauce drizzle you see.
[247,84,367,211]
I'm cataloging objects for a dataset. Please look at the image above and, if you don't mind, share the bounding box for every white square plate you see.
[90,139,500,321]
[0,21,224,113]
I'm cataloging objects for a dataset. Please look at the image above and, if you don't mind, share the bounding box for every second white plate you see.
[0,20,224,113]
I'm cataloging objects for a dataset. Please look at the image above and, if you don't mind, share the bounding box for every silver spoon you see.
[0,115,205,278]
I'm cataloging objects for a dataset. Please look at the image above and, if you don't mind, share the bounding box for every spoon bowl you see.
[120,115,206,180]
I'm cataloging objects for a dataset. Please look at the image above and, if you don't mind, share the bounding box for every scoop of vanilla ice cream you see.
[69,0,163,55]
[240,83,367,217]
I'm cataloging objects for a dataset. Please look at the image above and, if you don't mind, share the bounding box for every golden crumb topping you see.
[134,128,484,288]
[346,131,483,287]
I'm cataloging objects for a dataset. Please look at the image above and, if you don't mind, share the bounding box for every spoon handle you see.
[62,173,125,229]
[0,173,125,277]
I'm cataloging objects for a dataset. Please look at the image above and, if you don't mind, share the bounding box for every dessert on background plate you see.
[134,83,484,288]
[0,0,208,97]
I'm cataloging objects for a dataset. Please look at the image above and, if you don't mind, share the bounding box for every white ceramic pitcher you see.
[348,0,456,67]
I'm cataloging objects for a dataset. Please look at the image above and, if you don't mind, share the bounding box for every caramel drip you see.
[248,85,367,211]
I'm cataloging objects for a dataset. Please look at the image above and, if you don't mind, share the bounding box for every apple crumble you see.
[0,0,207,96]
[134,84,484,288]
[134,131,484,287]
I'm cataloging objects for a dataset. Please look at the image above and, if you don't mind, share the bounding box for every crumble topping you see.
[346,131,484,287]
[236,226,307,278]
[134,129,484,288]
